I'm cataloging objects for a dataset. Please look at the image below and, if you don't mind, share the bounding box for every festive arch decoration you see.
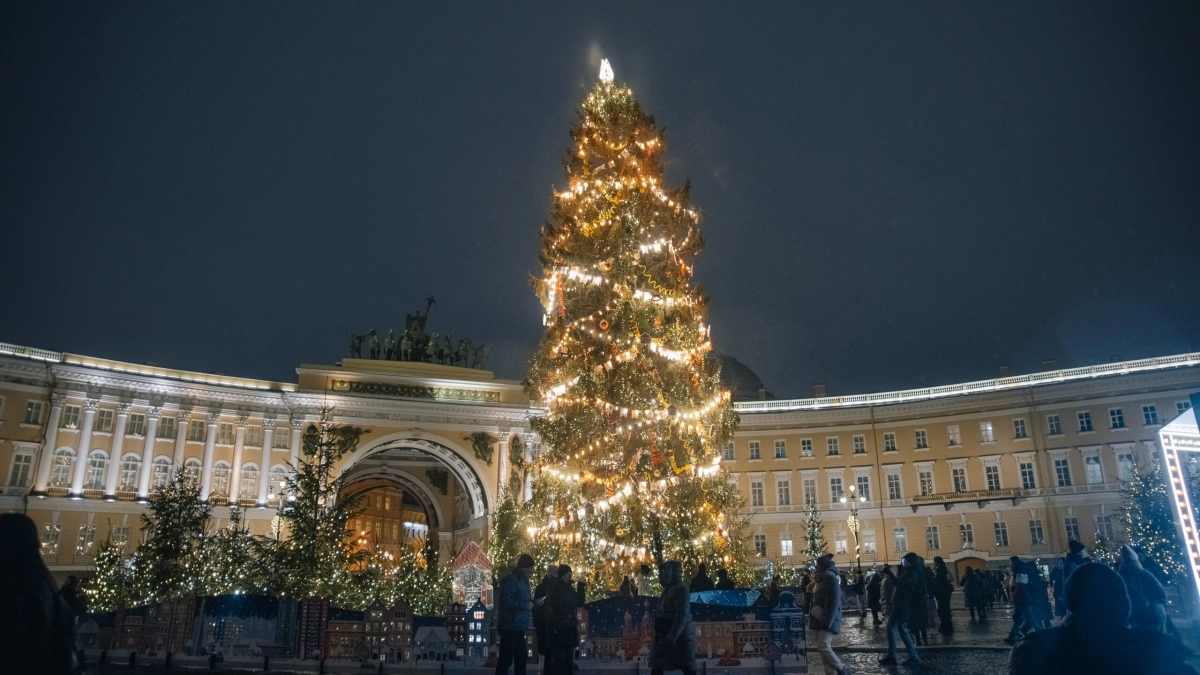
[1160,403,1200,601]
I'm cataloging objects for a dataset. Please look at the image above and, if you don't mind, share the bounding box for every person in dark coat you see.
[1005,557,1032,644]
[651,561,696,675]
[619,575,634,597]
[879,552,925,666]
[866,567,884,626]
[714,568,736,590]
[914,565,934,644]
[0,513,76,675]
[495,553,537,675]
[1117,544,1167,632]
[546,565,579,675]
[1062,541,1090,582]
[1050,560,1067,618]
[962,567,987,620]
[1008,562,1197,675]
[689,563,714,592]
[809,554,850,675]
[1027,562,1053,631]
[533,570,555,658]
[932,557,954,634]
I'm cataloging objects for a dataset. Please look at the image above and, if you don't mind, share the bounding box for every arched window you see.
[85,450,108,490]
[212,462,231,497]
[151,457,171,489]
[268,465,288,499]
[239,463,259,500]
[118,454,141,492]
[50,448,74,487]
[183,458,201,483]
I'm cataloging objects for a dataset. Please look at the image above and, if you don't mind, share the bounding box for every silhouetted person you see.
[1117,544,1167,632]
[866,567,883,626]
[879,552,925,666]
[714,568,735,590]
[0,513,76,674]
[546,565,579,675]
[651,561,696,675]
[619,575,633,596]
[689,563,714,592]
[1050,560,1067,618]
[1009,563,1197,675]
[962,567,987,621]
[495,554,536,675]
[1062,540,1090,582]
[809,554,850,675]
[932,557,954,634]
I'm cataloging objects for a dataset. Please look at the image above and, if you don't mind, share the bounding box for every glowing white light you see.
[599,59,614,83]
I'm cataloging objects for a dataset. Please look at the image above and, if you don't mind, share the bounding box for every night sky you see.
[3,3,1199,398]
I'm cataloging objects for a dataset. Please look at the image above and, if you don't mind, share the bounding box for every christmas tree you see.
[82,534,134,611]
[1120,461,1186,581]
[801,497,828,571]
[267,411,367,600]
[202,507,260,596]
[131,469,211,604]
[521,60,744,590]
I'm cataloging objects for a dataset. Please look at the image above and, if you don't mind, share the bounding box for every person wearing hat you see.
[650,561,697,675]
[879,552,926,666]
[1009,562,1196,675]
[1117,545,1167,633]
[809,553,851,675]
[1063,540,1091,582]
[496,553,537,675]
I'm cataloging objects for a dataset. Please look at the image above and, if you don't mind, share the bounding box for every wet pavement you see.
[829,605,1013,650]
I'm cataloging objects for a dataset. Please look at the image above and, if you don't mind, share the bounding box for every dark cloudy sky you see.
[3,2,1199,398]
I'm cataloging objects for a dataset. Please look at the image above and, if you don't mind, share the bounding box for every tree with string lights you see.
[130,470,211,604]
[1120,461,1186,581]
[517,60,746,590]
[801,497,829,571]
[202,506,260,596]
[82,535,135,612]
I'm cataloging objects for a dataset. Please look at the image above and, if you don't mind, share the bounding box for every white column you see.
[497,435,510,493]
[103,403,131,499]
[258,418,276,506]
[199,411,220,501]
[523,437,533,502]
[32,393,65,495]
[288,418,304,469]
[136,407,162,502]
[68,399,100,498]
[228,415,248,501]
[172,408,191,473]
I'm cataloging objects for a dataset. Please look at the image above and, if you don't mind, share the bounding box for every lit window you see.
[1084,456,1103,485]
[76,525,96,556]
[980,421,994,443]
[946,425,961,446]
[780,536,793,557]
[918,468,934,496]
[894,528,908,553]
[925,526,940,551]
[51,449,74,487]
[85,451,107,490]
[959,523,974,548]
[834,532,847,554]
[118,455,140,491]
[152,457,171,489]
[1117,453,1134,482]
[862,529,876,553]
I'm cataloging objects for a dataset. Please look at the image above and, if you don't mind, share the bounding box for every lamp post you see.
[840,484,867,574]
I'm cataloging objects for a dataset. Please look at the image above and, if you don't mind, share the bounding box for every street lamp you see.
[839,484,867,574]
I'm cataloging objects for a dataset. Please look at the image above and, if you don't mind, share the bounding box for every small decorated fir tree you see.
[203,507,259,595]
[1120,461,1186,581]
[131,469,211,603]
[802,497,828,571]
[82,535,134,611]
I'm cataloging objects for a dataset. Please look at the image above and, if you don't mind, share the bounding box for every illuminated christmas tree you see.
[801,497,829,570]
[1120,461,1186,581]
[82,535,134,611]
[202,507,259,595]
[131,469,211,603]
[520,60,745,590]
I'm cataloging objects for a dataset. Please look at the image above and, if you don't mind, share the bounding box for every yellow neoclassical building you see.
[0,340,1197,581]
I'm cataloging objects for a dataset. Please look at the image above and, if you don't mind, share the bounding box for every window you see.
[151,457,171,489]
[217,422,234,445]
[184,458,202,483]
[246,426,264,447]
[856,474,871,500]
[212,462,231,496]
[1029,520,1045,546]
[960,523,974,548]
[893,527,908,553]
[800,439,813,457]
[952,467,967,493]
[994,522,1009,547]
[23,400,44,425]
[723,443,734,461]
[887,472,902,500]
[985,464,1001,490]
[1064,517,1080,542]
[112,526,131,547]
[883,433,897,452]
[802,476,817,504]
[827,437,840,455]
[1084,456,1103,485]
[925,526,940,551]
[41,523,62,555]
[834,532,847,554]
[1117,452,1135,482]
[947,425,961,446]
[95,409,114,433]
[750,480,764,507]
[1020,461,1037,489]
[749,441,760,460]
[51,449,74,487]
[1142,405,1159,426]
[829,477,844,502]
[853,435,866,454]
[157,417,175,439]
[918,467,934,496]
[61,405,80,430]
[85,451,107,490]
[1013,419,1028,439]
[1047,415,1062,436]
[1078,411,1093,432]
[1054,458,1071,487]
[980,421,994,443]
[780,536,793,557]
[776,478,791,506]
[1179,401,1193,417]
[754,534,766,557]
[862,529,876,553]
[9,453,32,487]
[76,525,96,556]
[273,429,290,448]
[915,430,928,449]
[118,455,140,491]
[188,420,206,442]
[1109,408,1125,429]
[127,413,146,437]
[1096,515,1115,541]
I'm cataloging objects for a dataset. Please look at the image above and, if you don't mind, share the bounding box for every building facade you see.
[0,340,1197,582]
